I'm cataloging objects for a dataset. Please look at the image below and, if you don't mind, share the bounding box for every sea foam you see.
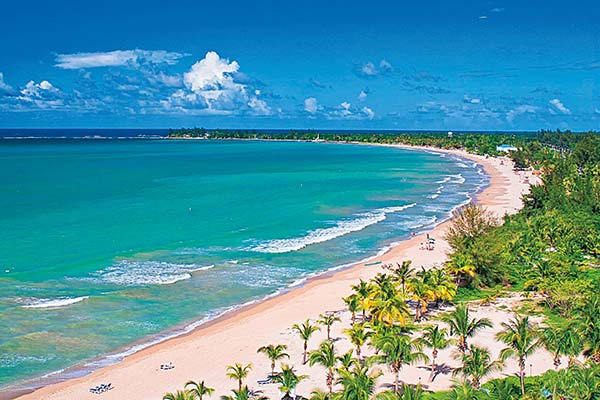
[248,203,417,254]
[22,296,89,309]
[92,261,214,286]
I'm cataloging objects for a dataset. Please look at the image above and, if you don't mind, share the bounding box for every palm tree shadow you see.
[417,363,454,382]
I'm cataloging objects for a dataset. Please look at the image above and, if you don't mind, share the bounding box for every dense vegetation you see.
[163,131,600,400]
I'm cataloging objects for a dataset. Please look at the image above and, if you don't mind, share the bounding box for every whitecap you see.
[91,261,214,286]
[248,203,416,253]
[22,296,89,309]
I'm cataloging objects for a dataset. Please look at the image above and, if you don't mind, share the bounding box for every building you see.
[496,144,518,153]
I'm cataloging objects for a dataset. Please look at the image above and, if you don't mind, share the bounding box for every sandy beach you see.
[13,146,545,400]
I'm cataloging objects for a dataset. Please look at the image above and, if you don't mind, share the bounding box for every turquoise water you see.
[0,139,487,388]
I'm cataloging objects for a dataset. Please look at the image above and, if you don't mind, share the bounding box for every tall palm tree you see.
[407,276,434,321]
[292,319,320,364]
[427,267,457,306]
[351,280,372,321]
[257,344,289,376]
[344,323,372,361]
[441,304,492,354]
[419,325,452,381]
[185,380,214,400]
[445,254,476,287]
[370,294,410,327]
[370,333,428,393]
[308,340,337,396]
[273,364,308,397]
[337,350,359,371]
[496,314,540,396]
[163,390,195,400]
[226,363,252,391]
[453,345,503,388]
[318,313,341,341]
[576,295,600,363]
[343,294,360,326]
[335,364,382,400]
[391,260,413,295]
[220,386,267,400]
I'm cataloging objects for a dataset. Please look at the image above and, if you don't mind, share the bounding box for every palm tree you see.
[185,380,214,400]
[446,380,480,400]
[370,294,410,327]
[226,363,252,391]
[337,350,359,371]
[220,386,267,400]
[273,364,308,397]
[343,294,360,325]
[257,344,289,376]
[496,314,540,396]
[371,333,428,393]
[541,325,583,369]
[407,276,434,321]
[453,345,503,388]
[427,267,457,306]
[335,364,382,400]
[419,325,452,381]
[391,260,413,294]
[445,254,476,287]
[163,390,194,400]
[318,313,341,341]
[441,304,492,354]
[308,340,337,396]
[309,389,329,400]
[576,296,600,363]
[344,323,372,361]
[485,379,520,400]
[351,280,372,321]
[292,319,320,364]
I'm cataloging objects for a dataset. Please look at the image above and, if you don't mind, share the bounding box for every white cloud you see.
[304,97,319,113]
[507,105,537,123]
[379,60,393,73]
[361,62,377,76]
[339,101,352,116]
[594,108,600,115]
[361,106,375,120]
[0,72,14,93]
[55,49,186,69]
[248,96,271,116]
[549,98,571,115]
[358,90,368,101]
[358,60,393,77]
[479,15,488,19]
[490,7,505,12]
[20,80,59,98]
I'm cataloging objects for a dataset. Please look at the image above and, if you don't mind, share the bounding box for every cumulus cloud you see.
[357,59,393,77]
[507,105,537,123]
[304,97,319,114]
[325,101,375,120]
[358,90,368,101]
[361,106,375,120]
[0,72,14,94]
[55,49,187,69]
[549,98,571,115]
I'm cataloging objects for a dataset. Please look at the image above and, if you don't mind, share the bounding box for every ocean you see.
[0,134,488,389]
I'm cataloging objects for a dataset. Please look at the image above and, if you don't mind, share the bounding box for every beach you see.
[13,146,542,400]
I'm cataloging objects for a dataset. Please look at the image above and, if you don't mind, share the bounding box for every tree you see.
[352,280,372,321]
[441,304,492,354]
[337,350,359,371]
[427,267,457,305]
[407,275,434,321]
[308,340,337,396]
[419,325,452,381]
[371,333,428,393]
[257,344,289,376]
[226,363,252,391]
[496,314,540,395]
[273,364,308,397]
[541,325,583,369]
[576,296,600,363]
[163,390,195,400]
[220,387,267,400]
[446,380,481,400]
[185,381,214,400]
[292,319,320,364]
[444,204,499,253]
[391,260,413,294]
[344,294,360,326]
[369,293,410,327]
[344,323,372,361]
[318,313,341,341]
[453,345,503,388]
[335,364,382,400]
[484,379,520,400]
[445,254,476,287]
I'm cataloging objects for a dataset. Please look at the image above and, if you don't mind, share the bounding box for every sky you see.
[0,0,599,131]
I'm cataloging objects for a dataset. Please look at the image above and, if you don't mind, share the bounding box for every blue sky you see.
[0,0,599,130]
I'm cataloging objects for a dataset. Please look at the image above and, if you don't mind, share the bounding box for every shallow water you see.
[0,139,487,388]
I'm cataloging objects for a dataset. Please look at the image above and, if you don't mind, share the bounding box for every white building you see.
[496,144,518,153]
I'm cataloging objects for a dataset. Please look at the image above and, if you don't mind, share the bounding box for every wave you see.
[90,261,214,286]
[248,203,417,253]
[22,296,89,309]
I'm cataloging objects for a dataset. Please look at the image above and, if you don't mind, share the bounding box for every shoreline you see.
[10,144,533,400]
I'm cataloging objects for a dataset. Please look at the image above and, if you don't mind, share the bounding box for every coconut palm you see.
[370,333,428,393]
[337,350,359,371]
[308,340,337,396]
[441,304,492,354]
[453,345,503,388]
[220,386,267,400]
[344,323,372,361]
[446,380,480,400]
[318,313,341,341]
[407,276,434,321]
[185,380,214,400]
[226,363,252,391]
[370,293,410,327]
[419,325,452,381]
[445,254,476,287]
[344,294,360,326]
[309,389,329,400]
[391,260,413,294]
[335,364,382,400]
[427,267,457,305]
[496,314,540,395]
[292,319,320,364]
[541,325,583,369]
[257,344,289,376]
[484,379,520,400]
[163,390,195,400]
[273,364,308,397]
[352,279,372,320]
[576,295,600,363]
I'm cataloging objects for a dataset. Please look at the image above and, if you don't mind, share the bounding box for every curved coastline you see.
[8,143,527,400]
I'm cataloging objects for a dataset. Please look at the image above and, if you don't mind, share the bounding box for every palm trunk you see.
[519,358,525,396]
[394,369,400,394]
[327,370,333,395]
[271,360,275,376]
[429,349,437,382]
[327,326,331,340]
[351,311,355,326]
[303,341,308,364]
[356,345,361,359]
